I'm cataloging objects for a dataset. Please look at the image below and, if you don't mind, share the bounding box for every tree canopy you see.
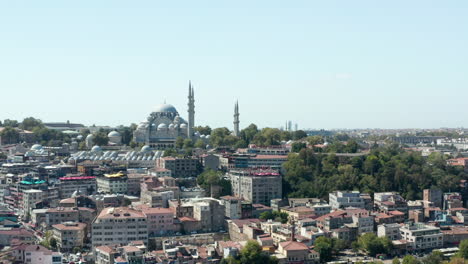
[283,144,466,199]
[220,240,278,264]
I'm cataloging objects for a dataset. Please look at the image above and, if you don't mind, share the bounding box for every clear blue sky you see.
[1,1,467,129]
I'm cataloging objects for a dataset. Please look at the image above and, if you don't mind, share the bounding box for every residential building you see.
[156,156,200,178]
[423,188,443,209]
[329,191,367,210]
[400,223,443,251]
[374,192,408,215]
[22,189,44,219]
[139,205,175,237]
[92,207,148,247]
[220,195,252,219]
[444,192,463,210]
[229,168,282,206]
[58,176,96,198]
[52,222,87,252]
[11,244,62,264]
[96,172,128,194]
[275,241,319,264]
[377,223,401,240]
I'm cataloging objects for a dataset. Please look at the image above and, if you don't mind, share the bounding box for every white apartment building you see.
[22,189,44,218]
[400,223,443,251]
[229,169,282,206]
[377,223,401,240]
[329,191,365,209]
[92,207,148,248]
[96,173,128,194]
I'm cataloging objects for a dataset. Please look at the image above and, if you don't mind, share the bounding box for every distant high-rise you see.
[233,101,240,137]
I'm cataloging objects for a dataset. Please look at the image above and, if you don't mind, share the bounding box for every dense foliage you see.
[197,169,232,196]
[259,210,289,224]
[313,236,348,262]
[220,240,278,264]
[283,144,466,199]
[356,233,393,257]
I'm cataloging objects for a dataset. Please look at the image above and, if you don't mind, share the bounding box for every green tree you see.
[194,139,206,149]
[183,138,194,149]
[3,119,19,127]
[73,247,82,254]
[402,255,420,264]
[422,250,443,264]
[291,142,307,152]
[314,236,333,262]
[292,130,308,140]
[163,148,177,157]
[259,211,289,224]
[49,237,57,249]
[240,124,259,144]
[20,117,43,131]
[239,240,278,264]
[458,239,468,259]
[118,126,135,145]
[194,125,212,135]
[0,127,19,144]
[175,136,184,149]
[93,132,109,146]
[392,257,400,264]
[197,169,231,196]
[357,233,393,257]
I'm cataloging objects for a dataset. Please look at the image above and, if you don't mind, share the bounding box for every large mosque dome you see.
[154,104,178,113]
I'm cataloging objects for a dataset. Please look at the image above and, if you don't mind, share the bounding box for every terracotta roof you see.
[280,241,309,251]
[96,245,116,254]
[53,222,86,231]
[389,210,405,216]
[179,216,198,222]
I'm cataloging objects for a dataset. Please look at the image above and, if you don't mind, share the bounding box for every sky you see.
[0,1,467,130]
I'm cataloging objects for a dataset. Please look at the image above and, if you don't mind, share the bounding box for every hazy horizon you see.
[1,1,467,129]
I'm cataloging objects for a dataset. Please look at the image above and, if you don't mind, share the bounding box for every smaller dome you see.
[108,131,120,137]
[205,135,210,139]
[31,144,43,151]
[168,124,175,129]
[86,134,94,140]
[141,145,152,152]
[194,131,200,136]
[91,145,102,152]
[180,124,187,129]
[76,135,83,140]
[157,123,167,130]
[200,135,206,139]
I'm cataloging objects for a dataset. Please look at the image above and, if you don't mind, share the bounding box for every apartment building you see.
[156,157,200,178]
[92,207,148,247]
[52,222,87,252]
[58,176,96,198]
[400,223,443,251]
[329,191,368,210]
[96,172,127,194]
[229,169,282,206]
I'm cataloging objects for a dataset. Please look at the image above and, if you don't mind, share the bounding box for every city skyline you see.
[1,1,467,129]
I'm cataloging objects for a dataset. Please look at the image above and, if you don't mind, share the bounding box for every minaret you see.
[233,101,240,137]
[187,81,195,139]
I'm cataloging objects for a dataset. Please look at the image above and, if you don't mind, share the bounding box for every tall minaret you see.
[187,81,195,139]
[233,101,240,137]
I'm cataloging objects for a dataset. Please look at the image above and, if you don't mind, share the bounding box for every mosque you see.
[132,82,240,149]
